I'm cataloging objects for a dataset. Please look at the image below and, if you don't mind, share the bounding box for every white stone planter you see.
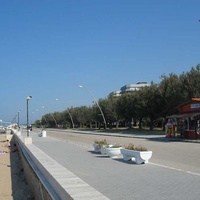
[41,130,46,137]
[93,143,101,153]
[100,145,107,154]
[38,130,47,137]
[120,149,152,164]
[105,147,122,158]
[93,143,112,153]
[100,144,113,155]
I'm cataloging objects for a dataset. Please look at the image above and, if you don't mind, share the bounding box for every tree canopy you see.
[37,64,200,130]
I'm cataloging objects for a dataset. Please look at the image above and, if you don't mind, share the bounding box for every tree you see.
[133,91,147,129]
[179,64,200,100]
[116,93,138,128]
[42,113,56,128]
[159,73,183,116]
[98,97,119,128]
[71,106,93,128]
[139,82,163,130]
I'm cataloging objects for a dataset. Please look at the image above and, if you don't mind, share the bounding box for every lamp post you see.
[11,115,17,124]
[79,85,107,129]
[50,112,58,128]
[26,96,32,137]
[17,110,21,128]
[56,99,75,129]
[41,106,48,124]
[40,105,58,128]
[35,109,42,127]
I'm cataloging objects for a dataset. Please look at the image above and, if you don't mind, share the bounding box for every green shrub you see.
[94,139,108,145]
[125,143,147,151]
[110,144,122,148]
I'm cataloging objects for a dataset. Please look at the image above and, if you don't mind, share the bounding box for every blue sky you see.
[0,0,200,124]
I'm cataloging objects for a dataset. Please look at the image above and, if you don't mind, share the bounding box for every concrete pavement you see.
[19,129,200,200]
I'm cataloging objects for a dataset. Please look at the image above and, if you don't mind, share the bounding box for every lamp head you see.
[79,85,83,88]
[27,96,32,100]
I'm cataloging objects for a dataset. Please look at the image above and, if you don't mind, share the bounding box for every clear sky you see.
[0,0,200,124]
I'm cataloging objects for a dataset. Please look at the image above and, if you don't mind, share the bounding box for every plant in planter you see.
[120,143,152,164]
[93,139,108,153]
[100,143,114,155]
[124,143,135,150]
[111,144,123,148]
[105,144,123,158]
[125,143,147,151]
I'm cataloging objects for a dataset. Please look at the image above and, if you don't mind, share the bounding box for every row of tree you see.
[35,64,200,130]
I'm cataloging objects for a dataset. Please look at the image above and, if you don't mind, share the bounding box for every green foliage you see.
[159,73,182,116]
[125,143,148,151]
[137,83,163,130]
[179,66,200,99]
[99,97,119,124]
[35,64,200,131]
[94,139,108,145]
[110,144,122,148]
[116,93,138,122]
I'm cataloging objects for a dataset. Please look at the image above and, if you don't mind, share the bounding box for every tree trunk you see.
[162,117,167,131]
[116,121,119,129]
[138,118,143,129]
[128,120,132,129]
[149,118,154,131]
[95,121,97,128]
[89,122,92,129]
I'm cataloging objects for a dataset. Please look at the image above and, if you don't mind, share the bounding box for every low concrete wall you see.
[14,135,56,200]
[17,143,53,200]
[13,133,109,200]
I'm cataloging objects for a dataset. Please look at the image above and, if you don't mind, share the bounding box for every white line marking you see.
[149,162,200,176]
[187,171,200,176]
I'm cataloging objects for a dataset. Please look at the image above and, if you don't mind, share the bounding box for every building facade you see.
[110,82,150,97]
[120,82,150,94]
[167,98,200,139]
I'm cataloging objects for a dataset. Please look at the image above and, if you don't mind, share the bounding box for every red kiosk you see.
[167,98,200,139]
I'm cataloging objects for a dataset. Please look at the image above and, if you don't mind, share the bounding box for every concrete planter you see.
[120,149,152,164]
[100,145,107,154]
[105,147,122,158]
[100,144,113,155]
[93,143,112,153]
[38,130,47,137]
[93,143,101,153]
[41,130,47,137]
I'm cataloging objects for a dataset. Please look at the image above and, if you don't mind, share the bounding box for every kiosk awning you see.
[167,112,200,118]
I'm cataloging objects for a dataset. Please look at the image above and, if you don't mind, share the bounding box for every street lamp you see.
[18,110,21,128]
[50,112,58,128]
[79,85,107,129]
[41,105,58,128]
[26,96,32,137]
[56,99,75,128]
[41,106,48,124]
[35,109,42,127]
[11,115,17,124]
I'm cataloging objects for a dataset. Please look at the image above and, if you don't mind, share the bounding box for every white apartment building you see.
[120,82,150,94]
[110,82,149,97]
[109,91,121,97]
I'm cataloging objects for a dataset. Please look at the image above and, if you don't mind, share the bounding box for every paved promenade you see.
[21,129,200,200]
